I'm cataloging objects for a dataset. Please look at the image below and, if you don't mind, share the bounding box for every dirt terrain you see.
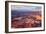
[11,14,42,28]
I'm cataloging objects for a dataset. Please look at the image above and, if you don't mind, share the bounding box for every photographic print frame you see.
[5,1,45,33]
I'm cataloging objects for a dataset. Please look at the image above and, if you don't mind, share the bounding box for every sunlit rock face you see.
[11,14,42,28]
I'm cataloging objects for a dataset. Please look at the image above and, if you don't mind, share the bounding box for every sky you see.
[11,5,42,11]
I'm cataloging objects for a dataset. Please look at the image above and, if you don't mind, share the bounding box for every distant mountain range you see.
[11,10,41,19]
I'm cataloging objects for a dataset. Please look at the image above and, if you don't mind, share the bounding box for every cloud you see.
[11,5,42,11]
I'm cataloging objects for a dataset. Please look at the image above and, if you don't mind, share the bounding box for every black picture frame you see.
[5,1,45,33]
